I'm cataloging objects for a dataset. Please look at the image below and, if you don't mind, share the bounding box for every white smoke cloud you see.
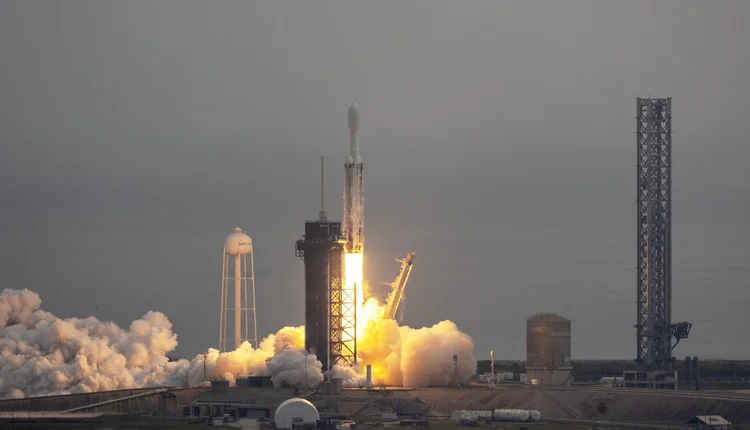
[356,298,476,387]
[0,289,319,399]
[185,326,320,388]
[0,288,476,398]
[330,362,369,387]
[0,288,191,398]
[267,349,324,388]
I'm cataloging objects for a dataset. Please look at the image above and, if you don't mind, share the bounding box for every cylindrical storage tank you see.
[274,398,320,429]
[224,227,252,255]
[492,409,530,422]
[526,313,571,368]
[529,410,542,421]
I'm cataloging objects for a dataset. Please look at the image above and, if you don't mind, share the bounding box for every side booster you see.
[344,102,364,253]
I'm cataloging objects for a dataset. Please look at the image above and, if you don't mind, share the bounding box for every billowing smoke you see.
[188,331,324,389]
[185,325,309,387]
[0,288,190,399]
[0,287,475,399]
[355,298,476,387]
[267,349,323,388]
[0,289,320,399]
[329,362,368,387]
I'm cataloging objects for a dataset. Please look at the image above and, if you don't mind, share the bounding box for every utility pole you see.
[303,351,312,392]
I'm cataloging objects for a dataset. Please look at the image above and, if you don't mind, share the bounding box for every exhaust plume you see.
[0,288,190,399]
[355,297,476,387]
[0,287,475,398]
[0,289,320,398]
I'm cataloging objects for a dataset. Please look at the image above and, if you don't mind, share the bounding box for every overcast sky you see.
[1,0,748,360]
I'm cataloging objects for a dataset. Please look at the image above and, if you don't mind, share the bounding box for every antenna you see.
[319,156,328,221]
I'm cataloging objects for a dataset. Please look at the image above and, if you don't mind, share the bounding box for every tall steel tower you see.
[635,98,690,370]
[296,158,352,371]
[219,227,258,352]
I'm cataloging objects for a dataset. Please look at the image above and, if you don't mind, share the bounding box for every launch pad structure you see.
[630,98,691,386]
[297,157,356,372]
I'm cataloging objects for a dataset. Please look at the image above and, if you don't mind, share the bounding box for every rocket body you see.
[344,102,364,253]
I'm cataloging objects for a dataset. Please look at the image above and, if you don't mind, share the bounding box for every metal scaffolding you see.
[329,253,356,367]
[635,97,690,370]
[296,223,347,372]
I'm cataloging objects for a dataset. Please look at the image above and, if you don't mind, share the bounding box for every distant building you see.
[599,377,623,386]
[622,369,678,389]
[478,372,513,383]
[687,415,731,430]
[525,313,573,386]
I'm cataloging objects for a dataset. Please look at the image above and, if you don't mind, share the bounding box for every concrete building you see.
[525,313,573,386]
[622,369,678,389]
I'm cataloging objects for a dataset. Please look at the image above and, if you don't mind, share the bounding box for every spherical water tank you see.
[526,313,571,369]
[274,398,320,429]
[224,227,252,255]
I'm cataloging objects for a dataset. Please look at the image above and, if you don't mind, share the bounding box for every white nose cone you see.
[348,102,359,131]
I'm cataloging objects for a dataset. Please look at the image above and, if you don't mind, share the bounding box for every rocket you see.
[344,102,364,253]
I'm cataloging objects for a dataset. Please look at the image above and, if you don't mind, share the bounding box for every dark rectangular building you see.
[296,220,345,371]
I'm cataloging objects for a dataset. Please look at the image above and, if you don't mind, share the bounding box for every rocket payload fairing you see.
[344,102,364,253]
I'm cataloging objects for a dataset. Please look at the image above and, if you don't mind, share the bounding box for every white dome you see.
[224,227,252,255]
[274,398,319,429]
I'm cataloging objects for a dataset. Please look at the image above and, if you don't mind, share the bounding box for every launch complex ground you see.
[2,381,750,427]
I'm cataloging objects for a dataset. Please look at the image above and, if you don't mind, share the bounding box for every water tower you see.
[219,227,258,352]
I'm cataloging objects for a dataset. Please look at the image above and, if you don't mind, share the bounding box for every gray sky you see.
[1,0,748,360]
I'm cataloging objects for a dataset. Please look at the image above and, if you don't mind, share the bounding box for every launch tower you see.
[297,157,355,371]
[219,227,258,352]
[634,98,691,371]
